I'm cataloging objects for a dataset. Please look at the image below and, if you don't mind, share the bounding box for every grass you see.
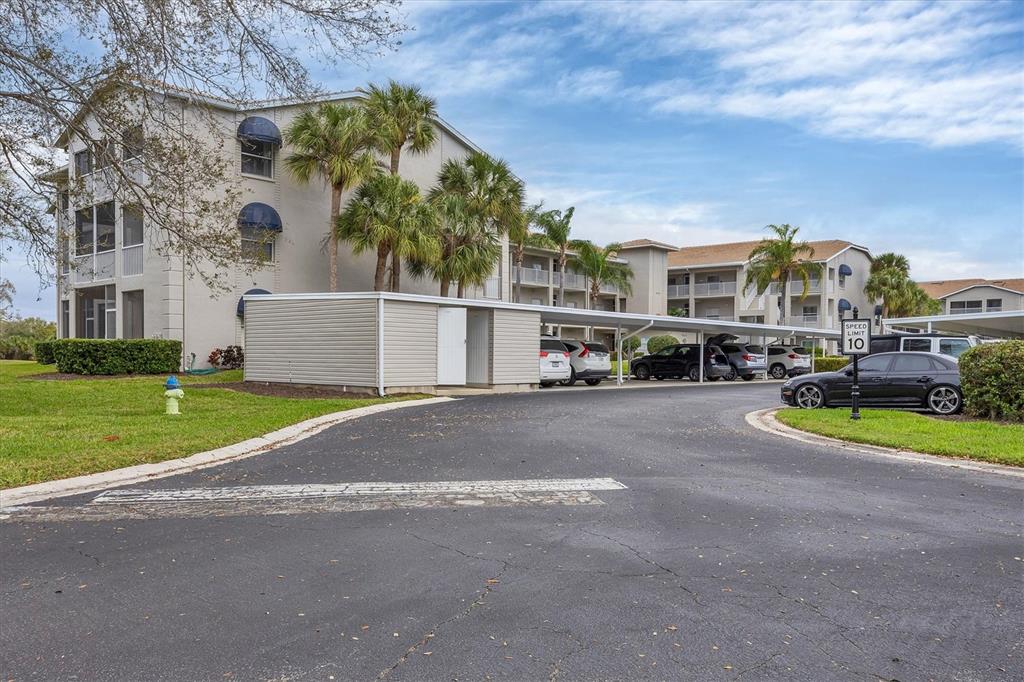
[776,407,1024,467]
[0,361,418,488]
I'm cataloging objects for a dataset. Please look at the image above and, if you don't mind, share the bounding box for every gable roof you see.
[918,278,1024,299]
[667,239,861,268]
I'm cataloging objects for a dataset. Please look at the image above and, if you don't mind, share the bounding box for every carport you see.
[242,291,839,395]
[883,310,1024,339]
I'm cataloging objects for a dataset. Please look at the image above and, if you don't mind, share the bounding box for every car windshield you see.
[541,339,567,352]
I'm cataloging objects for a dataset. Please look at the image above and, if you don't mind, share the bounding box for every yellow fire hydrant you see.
[164,376,184,415]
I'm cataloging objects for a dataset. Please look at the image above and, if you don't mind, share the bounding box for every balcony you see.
[789,279,822,296]
[122,244,144,277]
[693,281,736,297]
[785,314,821,326]
[483,277,501,299]
[698,314,734,321]
[73,250,115,284]
[950,307,984,315]
[554,271,586,289]
[667,284,689,298]
[599,281,619,294]
[516,266,550,286]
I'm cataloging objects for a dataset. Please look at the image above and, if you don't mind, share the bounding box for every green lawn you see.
[0,361,415,488]
[776,407,1024,467]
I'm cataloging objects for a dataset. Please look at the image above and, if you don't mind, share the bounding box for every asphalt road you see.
[2,383,1022,681]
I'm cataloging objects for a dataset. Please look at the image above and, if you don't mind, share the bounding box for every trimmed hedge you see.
[646,335,679,355]
[960,341,1024,422]
[51,339,182,375]
[813,356,850,373]
[35,340,56,365]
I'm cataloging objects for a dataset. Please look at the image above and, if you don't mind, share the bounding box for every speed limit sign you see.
[842,319,871,355]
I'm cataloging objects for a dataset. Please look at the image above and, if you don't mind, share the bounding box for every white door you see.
[437,307,467,385]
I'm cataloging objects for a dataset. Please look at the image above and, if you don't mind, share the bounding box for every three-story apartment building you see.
[917,279,1024,315]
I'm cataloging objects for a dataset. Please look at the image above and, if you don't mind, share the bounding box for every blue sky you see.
[6,0,1023,318]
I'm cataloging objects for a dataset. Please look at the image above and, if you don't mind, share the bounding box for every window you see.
[75,207,94,255]
[94,139,115,169]
[61,300,70,338]
[870,336,899,353]
[541,339,567,352]
[705,307,720,319]
[240,226,275,261]
[654,347,675,356]
[706,274,720,283]
[745,345,765,355]
[892,354,933,372]
[123,290,144,339]
[76,285,116,339]
[241,139,273,177]
[721,344,739,353]
[95,202,115,252]
[950,300,982,312]
[902,338,932,352]
[802,305,818,319]
[986,298,1002,312]
[74,149,93,176]
[768,347,785,356]
[122,125,143,160]
[59,232,70,274]
[123,206,144,246]
[939,338,971,358]
[857,355,892,372]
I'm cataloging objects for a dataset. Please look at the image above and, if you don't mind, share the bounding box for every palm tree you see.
[533,206,576,307]
[570,240,634,308]
[360,80,438,291]
[509,204,551,303]
[865,251,940,317]
[335,174,439,291]
[429,152,525,297]
[743,224,822,320]
[284,103,379,292]
[419,193,501,297]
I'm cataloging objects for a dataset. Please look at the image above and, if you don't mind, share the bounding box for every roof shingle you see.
[917,278,1024,299]
[667,239,856,268]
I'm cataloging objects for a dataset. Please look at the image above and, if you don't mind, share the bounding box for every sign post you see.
[841,308,871,421]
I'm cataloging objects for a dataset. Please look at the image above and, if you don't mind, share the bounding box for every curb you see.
[745,407,1024,479]
[0,397,458,508]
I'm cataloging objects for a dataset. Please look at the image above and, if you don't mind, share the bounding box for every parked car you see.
[559,339,612,386]
[539,337,572,387]
[780,351,962,415]
[709,335,767,381]
[630,343,731,382]
[767,345,812,379]
[869,333,979,358]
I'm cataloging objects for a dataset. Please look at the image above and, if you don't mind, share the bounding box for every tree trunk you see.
[328,185,343,292]
[513,247,524,303]
[390,147,401,175]
[373,246,389,291]
[390,253,401,292]
[457,281,465,298]
[558,251,566,307]
[439,278,450,297]
[779,280,787,323]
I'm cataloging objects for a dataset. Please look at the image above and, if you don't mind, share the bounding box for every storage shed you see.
[243,292,540,394]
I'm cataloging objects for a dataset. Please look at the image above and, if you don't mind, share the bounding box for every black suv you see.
[630,343,731,382]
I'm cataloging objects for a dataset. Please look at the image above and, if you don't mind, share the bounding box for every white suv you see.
[559,339,612,386]
[766,345,812,379]
[539,337,572,387]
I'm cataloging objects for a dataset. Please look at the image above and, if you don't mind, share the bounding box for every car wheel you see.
[723,365,738,381]
[561,368,577,386]
[927,385,962,415]
[770,364,787,379]
[795,384,824,409]
[687,366,700,382]
[741,374,755,381]
[540,381,554,388]
[635,364,651,381]
[584,378,602,386]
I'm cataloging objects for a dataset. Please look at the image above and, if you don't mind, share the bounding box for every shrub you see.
[645,335,678,355]
[960,341,1024,422]
[35,340,56,365]
[813,356,850,373]
[51,339,182,375]
[208,345,244,369]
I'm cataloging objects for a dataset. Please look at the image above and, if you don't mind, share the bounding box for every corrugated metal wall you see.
[244,299,377,386]
[491,309,540,384]
[383,300,438,386]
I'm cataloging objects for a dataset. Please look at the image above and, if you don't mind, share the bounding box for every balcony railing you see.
[122,244,143,277]
[483,277,501,299]
[950,307,984,315]
[516,266,550,286]
[788,279,822,296]
[785,314,821,326]
[699,314,734,321]
[554,271,586,289]
[73,250,116,284]
[599,281,619,294]
[693,281,736,297]
[667,284,689,298]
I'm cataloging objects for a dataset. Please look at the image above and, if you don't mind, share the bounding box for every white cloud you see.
[555,68,622,99]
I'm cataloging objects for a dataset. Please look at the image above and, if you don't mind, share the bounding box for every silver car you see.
[709,334,767,381]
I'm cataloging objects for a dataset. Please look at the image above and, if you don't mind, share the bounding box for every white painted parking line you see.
[91,477,628,504]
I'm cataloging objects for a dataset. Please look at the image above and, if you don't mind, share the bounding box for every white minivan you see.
[869,334,979,359]
[539,337,572,387]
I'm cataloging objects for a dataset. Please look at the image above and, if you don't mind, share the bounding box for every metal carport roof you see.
[883,310,1024,339]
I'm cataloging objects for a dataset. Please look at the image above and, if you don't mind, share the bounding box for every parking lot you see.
[3,383,1020,680]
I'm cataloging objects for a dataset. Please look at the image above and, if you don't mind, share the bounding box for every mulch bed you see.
[187,381,381,399]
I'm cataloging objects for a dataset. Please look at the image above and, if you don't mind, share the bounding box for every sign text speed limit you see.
[842,319,871,355]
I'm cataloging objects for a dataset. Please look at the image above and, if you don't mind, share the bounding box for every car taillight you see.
[579,344,589,358]
[563,352,570,358]
[742,354,753,361]
[539,351,548,357]
[788,353,799,359]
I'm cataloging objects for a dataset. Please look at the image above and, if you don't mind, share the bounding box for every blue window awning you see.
[237,116,282,145]
[838,264,853,277]
[238,202,282,232]
[837,298,852,312]
[237,288,271,317]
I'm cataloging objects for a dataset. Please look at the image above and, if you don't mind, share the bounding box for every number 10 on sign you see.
[842,319,871,356]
